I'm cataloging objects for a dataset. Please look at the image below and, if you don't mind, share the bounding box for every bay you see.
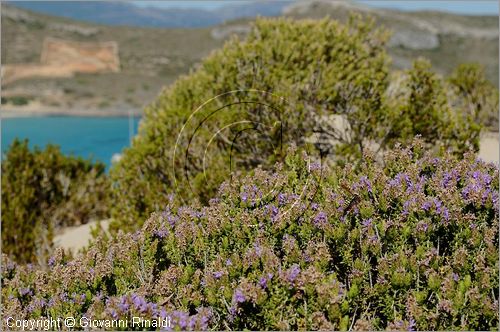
[1,116,141,168]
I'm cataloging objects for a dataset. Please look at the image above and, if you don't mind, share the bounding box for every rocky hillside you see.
[1,1,497,116]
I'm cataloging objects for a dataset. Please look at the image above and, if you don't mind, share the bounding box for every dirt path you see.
[53,219,111,253]
[478,131,499,164]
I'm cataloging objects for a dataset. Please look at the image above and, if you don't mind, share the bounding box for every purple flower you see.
[259,276,268,288]
[173,311,189,329]
[47,298,56,308]
[225,258,232,266]
[228,306,237,322]
[154,226,169,238]
[267,204,279,221]
[131,294,148,313]
[159,308,168,319]
[48,256,55,267]
[309,162,321,171]
[441,207,450,221]
[452,273,459,282]
[286,264,301,283]
[313,211,327,226]
[6,261,16,272]
[110,309,118,319]
[408,318,416,331]
[118,296,130,312]
[362,218,373,228]
[19,288,32,296]
[422,201,432,211]
[233,289,245,304]
[259,273,273,289]
[417,221,428,232]
[403,198,415,216]
[278,193,287,206]
[213,271,223,279]
[359,176,373,192]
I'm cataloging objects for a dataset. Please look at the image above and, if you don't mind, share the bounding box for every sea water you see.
[1,116,141,169]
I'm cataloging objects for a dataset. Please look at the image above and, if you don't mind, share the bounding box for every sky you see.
[132,1,499,15]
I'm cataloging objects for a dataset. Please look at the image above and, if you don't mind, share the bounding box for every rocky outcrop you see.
[2,38,119,85]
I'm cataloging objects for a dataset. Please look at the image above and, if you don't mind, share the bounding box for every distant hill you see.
[7,1,290,28]
[1,1,497,116]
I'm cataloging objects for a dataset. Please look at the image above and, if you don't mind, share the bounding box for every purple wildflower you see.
[286,264,301,283]
[408,318,416,331]
[359,176,373,192]
[259,276,268,288]
[228,306,237,322]
[154,226,169,238]
[19,288,32,296]
[48,256,55,267]
[268,204,279,221]
[131,294,148,313]
[118,296,130,312]
[422,201,432,211]
[313,211,327,226]
[173,311,189,329]
[309,162,321,171]
[110,309,118,320]
[213,271,223,279]
[159,308,168,319]
[278,193,287,206]
[233,289,245,304]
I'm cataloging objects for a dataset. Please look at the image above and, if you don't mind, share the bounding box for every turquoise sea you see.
[1,116,141,168]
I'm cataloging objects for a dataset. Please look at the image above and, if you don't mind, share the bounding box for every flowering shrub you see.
[110,16,496,232]
[1,139,110,263]
[3,142,498,330]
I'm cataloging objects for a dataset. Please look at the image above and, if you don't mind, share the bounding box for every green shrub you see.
[110,16,493,233]
[448,63,499,131]
[2,96,32,106]
[3,142,498,330]
[1,139,111,264]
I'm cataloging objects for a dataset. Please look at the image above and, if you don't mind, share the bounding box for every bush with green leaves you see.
[2,141,498,330]
[1,139,110,264]
[110,16,496,233]
[448,63,499,132]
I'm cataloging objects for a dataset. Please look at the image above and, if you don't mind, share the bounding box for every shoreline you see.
[1,108,142,118]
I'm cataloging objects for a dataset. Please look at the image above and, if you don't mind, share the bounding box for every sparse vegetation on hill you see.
[1,2,498,115]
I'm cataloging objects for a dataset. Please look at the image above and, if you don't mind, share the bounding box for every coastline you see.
[1,107,142,118]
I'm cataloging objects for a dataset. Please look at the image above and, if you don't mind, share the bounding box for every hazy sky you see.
[132,1,499,15]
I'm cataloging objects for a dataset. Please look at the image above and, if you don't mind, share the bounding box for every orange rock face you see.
[2,37,120,85]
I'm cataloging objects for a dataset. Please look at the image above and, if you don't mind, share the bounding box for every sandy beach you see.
[478,131,499,163]
[53,219,111,253]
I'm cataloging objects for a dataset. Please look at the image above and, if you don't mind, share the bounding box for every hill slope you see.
[1,2,497,116]
[7,1,290,28]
